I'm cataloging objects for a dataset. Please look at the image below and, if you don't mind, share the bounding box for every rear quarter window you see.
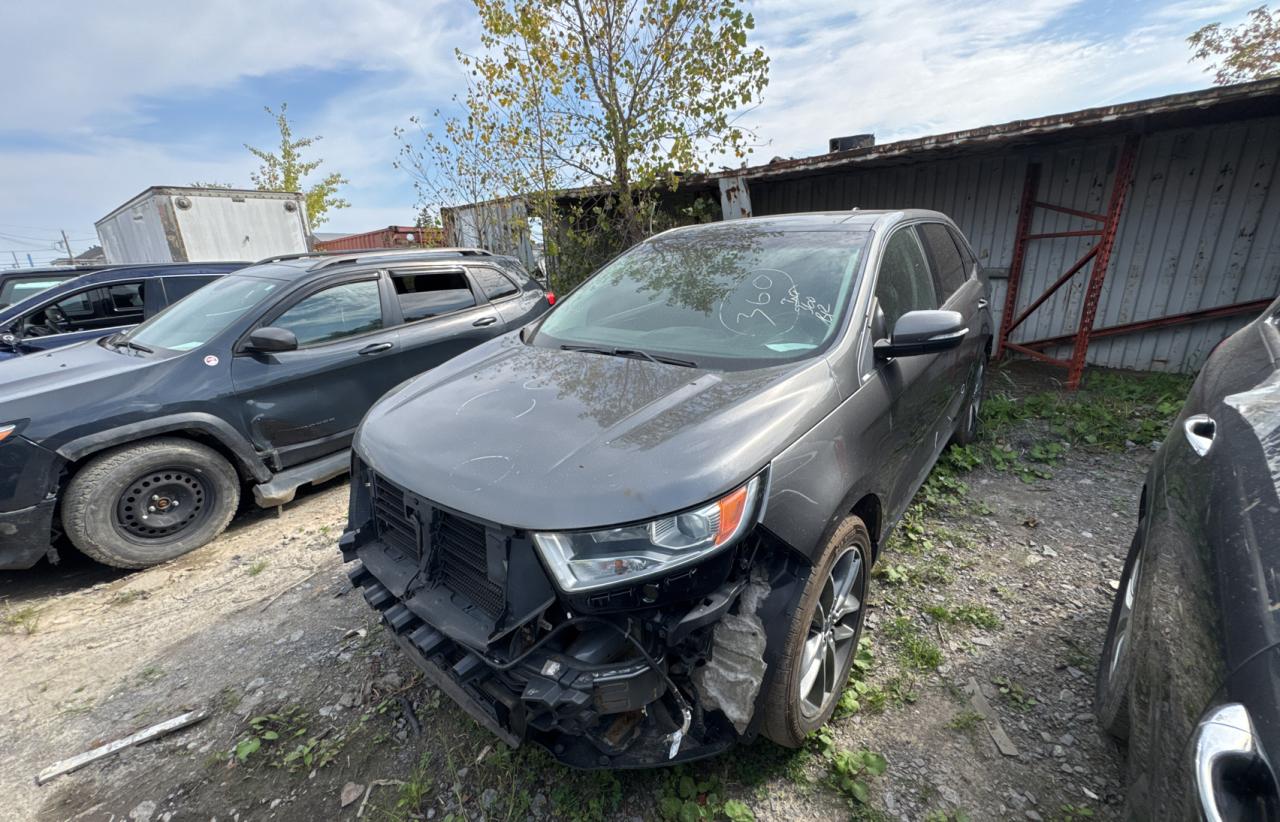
[470,267,520,301]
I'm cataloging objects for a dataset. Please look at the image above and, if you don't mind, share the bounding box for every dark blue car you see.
[0,262,247,361]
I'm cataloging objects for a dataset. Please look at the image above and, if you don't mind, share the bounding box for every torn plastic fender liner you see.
[693,571,772,734]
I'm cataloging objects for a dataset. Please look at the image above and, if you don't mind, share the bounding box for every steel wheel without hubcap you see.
[115,469,213,541]
[799,545,864,719]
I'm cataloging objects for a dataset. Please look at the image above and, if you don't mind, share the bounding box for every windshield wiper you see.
[560,343,696,368]
[614,348,697,368]
[560,344,614,356]
[107,333,153,355]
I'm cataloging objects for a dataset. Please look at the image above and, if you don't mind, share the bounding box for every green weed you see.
[1,604,40,634]
[945,710,984,732]
[828,749,887,805]
[992,675,1038,710]
[924,602,1001,631]
[884,618,943,671]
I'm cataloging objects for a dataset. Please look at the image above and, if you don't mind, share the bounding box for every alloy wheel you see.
[968,359,985,431]
[1108,552,1142,682]
[798,545,865,719]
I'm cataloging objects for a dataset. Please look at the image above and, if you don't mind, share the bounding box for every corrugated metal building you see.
[729,79,1280,374]
[448,79,1280,374]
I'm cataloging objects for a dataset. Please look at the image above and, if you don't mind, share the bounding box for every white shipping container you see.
[95,187,311,263]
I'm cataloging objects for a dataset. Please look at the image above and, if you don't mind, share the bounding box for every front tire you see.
[62,438,241,569]
[762,516,871,747]
[951,353,986,446]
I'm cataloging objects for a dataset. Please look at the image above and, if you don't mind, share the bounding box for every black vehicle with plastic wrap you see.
[340,211,994,767]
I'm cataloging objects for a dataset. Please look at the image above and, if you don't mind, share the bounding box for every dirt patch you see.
[0,363,1180,821]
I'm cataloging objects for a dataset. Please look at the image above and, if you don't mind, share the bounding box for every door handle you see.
[1184,414,1216,457]
[1193,703,1272,822]
[473,316,498,327]
[358,342,394,355]
[977,298,989,309]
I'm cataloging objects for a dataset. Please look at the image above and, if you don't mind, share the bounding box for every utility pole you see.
[60,230,74,263]
[10,252,17,267]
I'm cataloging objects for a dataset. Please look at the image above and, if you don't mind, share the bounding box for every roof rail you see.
[309,247,495,269]
[254,251,334,265]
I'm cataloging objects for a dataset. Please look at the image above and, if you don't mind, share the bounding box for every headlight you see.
[0,424,15,444]
[533,475,763,593]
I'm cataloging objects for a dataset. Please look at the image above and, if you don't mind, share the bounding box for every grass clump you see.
[1,603,40,634]
[884,617,943,671]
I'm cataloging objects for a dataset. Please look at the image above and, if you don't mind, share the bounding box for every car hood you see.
[355,334,840,530]
[0,340,172,438]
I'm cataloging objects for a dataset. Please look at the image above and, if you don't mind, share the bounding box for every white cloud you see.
[0,0,1262,263]
[740,0,1254,160]
[0,0,469,128]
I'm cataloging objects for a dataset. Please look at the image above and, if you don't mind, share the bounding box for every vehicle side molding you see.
[56,412,272,482]
[874,310,967,359]
[252,449,350,507]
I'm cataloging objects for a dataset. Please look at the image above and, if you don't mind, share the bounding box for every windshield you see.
[0,275,73,308]
[533,227,868,369]
[125,275,280,351]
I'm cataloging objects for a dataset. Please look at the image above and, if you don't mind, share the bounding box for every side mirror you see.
[245,326,298,353]
[874,310,967,359]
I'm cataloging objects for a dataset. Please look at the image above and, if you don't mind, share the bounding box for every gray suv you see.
[339,210,992,766]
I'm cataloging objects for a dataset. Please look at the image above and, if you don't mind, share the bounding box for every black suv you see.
[0,248,550,570]
[340,211,991,767]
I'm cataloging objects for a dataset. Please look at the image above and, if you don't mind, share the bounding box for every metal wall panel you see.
[97,196,174,263]
[444,200,537,270]
[175,194,309,261]
[750,115,1280,372]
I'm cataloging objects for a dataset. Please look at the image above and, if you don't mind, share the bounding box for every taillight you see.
[546,291,556,305]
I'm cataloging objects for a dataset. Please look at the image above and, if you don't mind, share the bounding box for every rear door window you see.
[106,282,146,320]
[918,223,967,302]
[390,270,477,322]
[470,267,520,301]
[273,280,384,347]
[875,228,938,327]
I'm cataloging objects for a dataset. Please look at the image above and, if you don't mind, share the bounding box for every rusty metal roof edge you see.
[714,77,1280,182]
[439,78,1280,211]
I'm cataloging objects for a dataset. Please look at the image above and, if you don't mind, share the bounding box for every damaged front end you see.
[339,460,805,768]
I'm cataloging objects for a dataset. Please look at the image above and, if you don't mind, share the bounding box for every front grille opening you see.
[438,512,505,618]
[370,472,506,619]
[372,474,416,557]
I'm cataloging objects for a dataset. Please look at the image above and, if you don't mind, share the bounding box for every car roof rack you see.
[308,247,495,269]
[254,251,335,265]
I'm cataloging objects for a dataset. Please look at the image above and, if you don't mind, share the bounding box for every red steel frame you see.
[995,134,1141,389]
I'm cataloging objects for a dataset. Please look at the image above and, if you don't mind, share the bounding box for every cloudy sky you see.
[0,0,1254,265]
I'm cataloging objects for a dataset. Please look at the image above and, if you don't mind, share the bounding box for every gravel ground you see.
[0,363,1174,822]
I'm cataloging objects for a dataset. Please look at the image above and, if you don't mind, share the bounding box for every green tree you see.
[398,0,768,284]
[1189,5,1280,84]
[246,103,350,230]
